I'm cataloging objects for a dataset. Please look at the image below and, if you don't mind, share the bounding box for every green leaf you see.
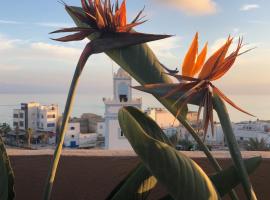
[213,94,257,199]
[107,164,156,200]
[108,106,174,200]
[119,106,219,200]
[210,156,262,197]
[0,136,15,200]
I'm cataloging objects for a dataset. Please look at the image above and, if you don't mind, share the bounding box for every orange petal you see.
[182,32,198,77]
[119,0,127,27]
[199,37,233,80]
[210,38,242,80]
[95,5,106,29]
[212,85,255,117]
[116,21,146,32]
[191,42,208,77]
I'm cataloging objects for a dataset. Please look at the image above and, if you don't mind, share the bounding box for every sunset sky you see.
[0,0,270,121]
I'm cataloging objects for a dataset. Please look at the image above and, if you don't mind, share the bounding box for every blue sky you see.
[0,0,270,121]
[0,0,269,94]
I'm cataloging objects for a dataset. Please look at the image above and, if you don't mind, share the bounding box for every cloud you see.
[30,42,81,60]
[0,34,22,51]
[34,22,74,28]
[154,0,217,16]
[240,4,260,11]
[0,19,23,25]
[248,20,269,25]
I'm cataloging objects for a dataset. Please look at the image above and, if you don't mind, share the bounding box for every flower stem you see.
[158,97,239,200]
[43,44,93,200]
[213,94,257,200]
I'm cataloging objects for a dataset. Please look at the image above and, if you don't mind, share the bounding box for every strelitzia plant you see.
[55,2,249,200]
[43,0,171,200]
[135,33,257,199]
[135,33,254,136]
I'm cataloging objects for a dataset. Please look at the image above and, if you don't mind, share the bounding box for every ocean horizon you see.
[1,93,269,126]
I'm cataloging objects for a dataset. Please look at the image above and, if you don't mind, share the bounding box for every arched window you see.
[118,82,129,102]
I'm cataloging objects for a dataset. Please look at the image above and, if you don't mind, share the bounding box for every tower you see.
[103,68,142,150]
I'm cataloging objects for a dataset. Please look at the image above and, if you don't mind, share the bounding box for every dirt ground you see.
[8,151,270,200]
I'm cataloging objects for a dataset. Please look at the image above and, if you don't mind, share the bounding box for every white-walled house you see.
[178,122,225,146]
[64,122,80,148]
[232,121,270,145]
[64,122,97,148]
[103,68,142,150]
[146,108,180,128]
[13,102,59,133]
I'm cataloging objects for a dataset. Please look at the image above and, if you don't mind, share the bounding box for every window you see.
[47,114,56,119]
[240,137,244,141]
[19,113,24,118]
[19,121,24,127]
[47,123,55,128]
[70,127,75,130]
[99,125,103,129]
[119,95,128,102]
[118,82,129,102]
[13,114,19,118]
[71,135,75,138]
[118,128,125,138]
[13,122,18,127]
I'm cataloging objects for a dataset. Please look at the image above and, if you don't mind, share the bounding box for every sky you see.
[0,0,270,120]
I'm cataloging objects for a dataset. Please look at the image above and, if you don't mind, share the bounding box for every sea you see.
[0,93,270,126]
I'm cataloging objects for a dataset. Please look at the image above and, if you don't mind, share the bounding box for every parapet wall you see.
[7,150,270,200]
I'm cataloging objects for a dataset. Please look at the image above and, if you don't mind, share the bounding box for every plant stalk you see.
[213,94,257,200]
[158,97,239,200]
[43,44,92,200]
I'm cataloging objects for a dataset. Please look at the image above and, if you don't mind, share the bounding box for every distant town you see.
[1,68,270,151]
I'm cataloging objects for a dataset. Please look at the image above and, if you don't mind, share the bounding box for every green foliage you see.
[0,136,15,200]
[0,123,11,136]
[245,138,270,151]
[108,103,174,200]
[119,106,219,200]
[210,156,262,197]
[106,164,156,200]
[213,95,257,199]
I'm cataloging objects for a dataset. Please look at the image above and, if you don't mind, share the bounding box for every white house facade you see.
[64,122,98,148]
[103,68,142,150]
[13,102,59,133]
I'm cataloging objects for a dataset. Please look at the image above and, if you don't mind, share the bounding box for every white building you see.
[13,102,59,133]
[103,68,142,150]
[64,122,80,148]
[64,122,97,148]
[146,108,180,128]
[233,120,270,145]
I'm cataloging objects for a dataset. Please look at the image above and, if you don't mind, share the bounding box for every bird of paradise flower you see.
[43,1,171,200]
[135,33,255,137]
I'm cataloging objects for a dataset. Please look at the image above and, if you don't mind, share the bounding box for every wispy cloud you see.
[248,20,269,25]
[0,19,23,25]
[34,22,74,28]
[240,4,260,11]
[153,0,217,16]
[0,34,22,50]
